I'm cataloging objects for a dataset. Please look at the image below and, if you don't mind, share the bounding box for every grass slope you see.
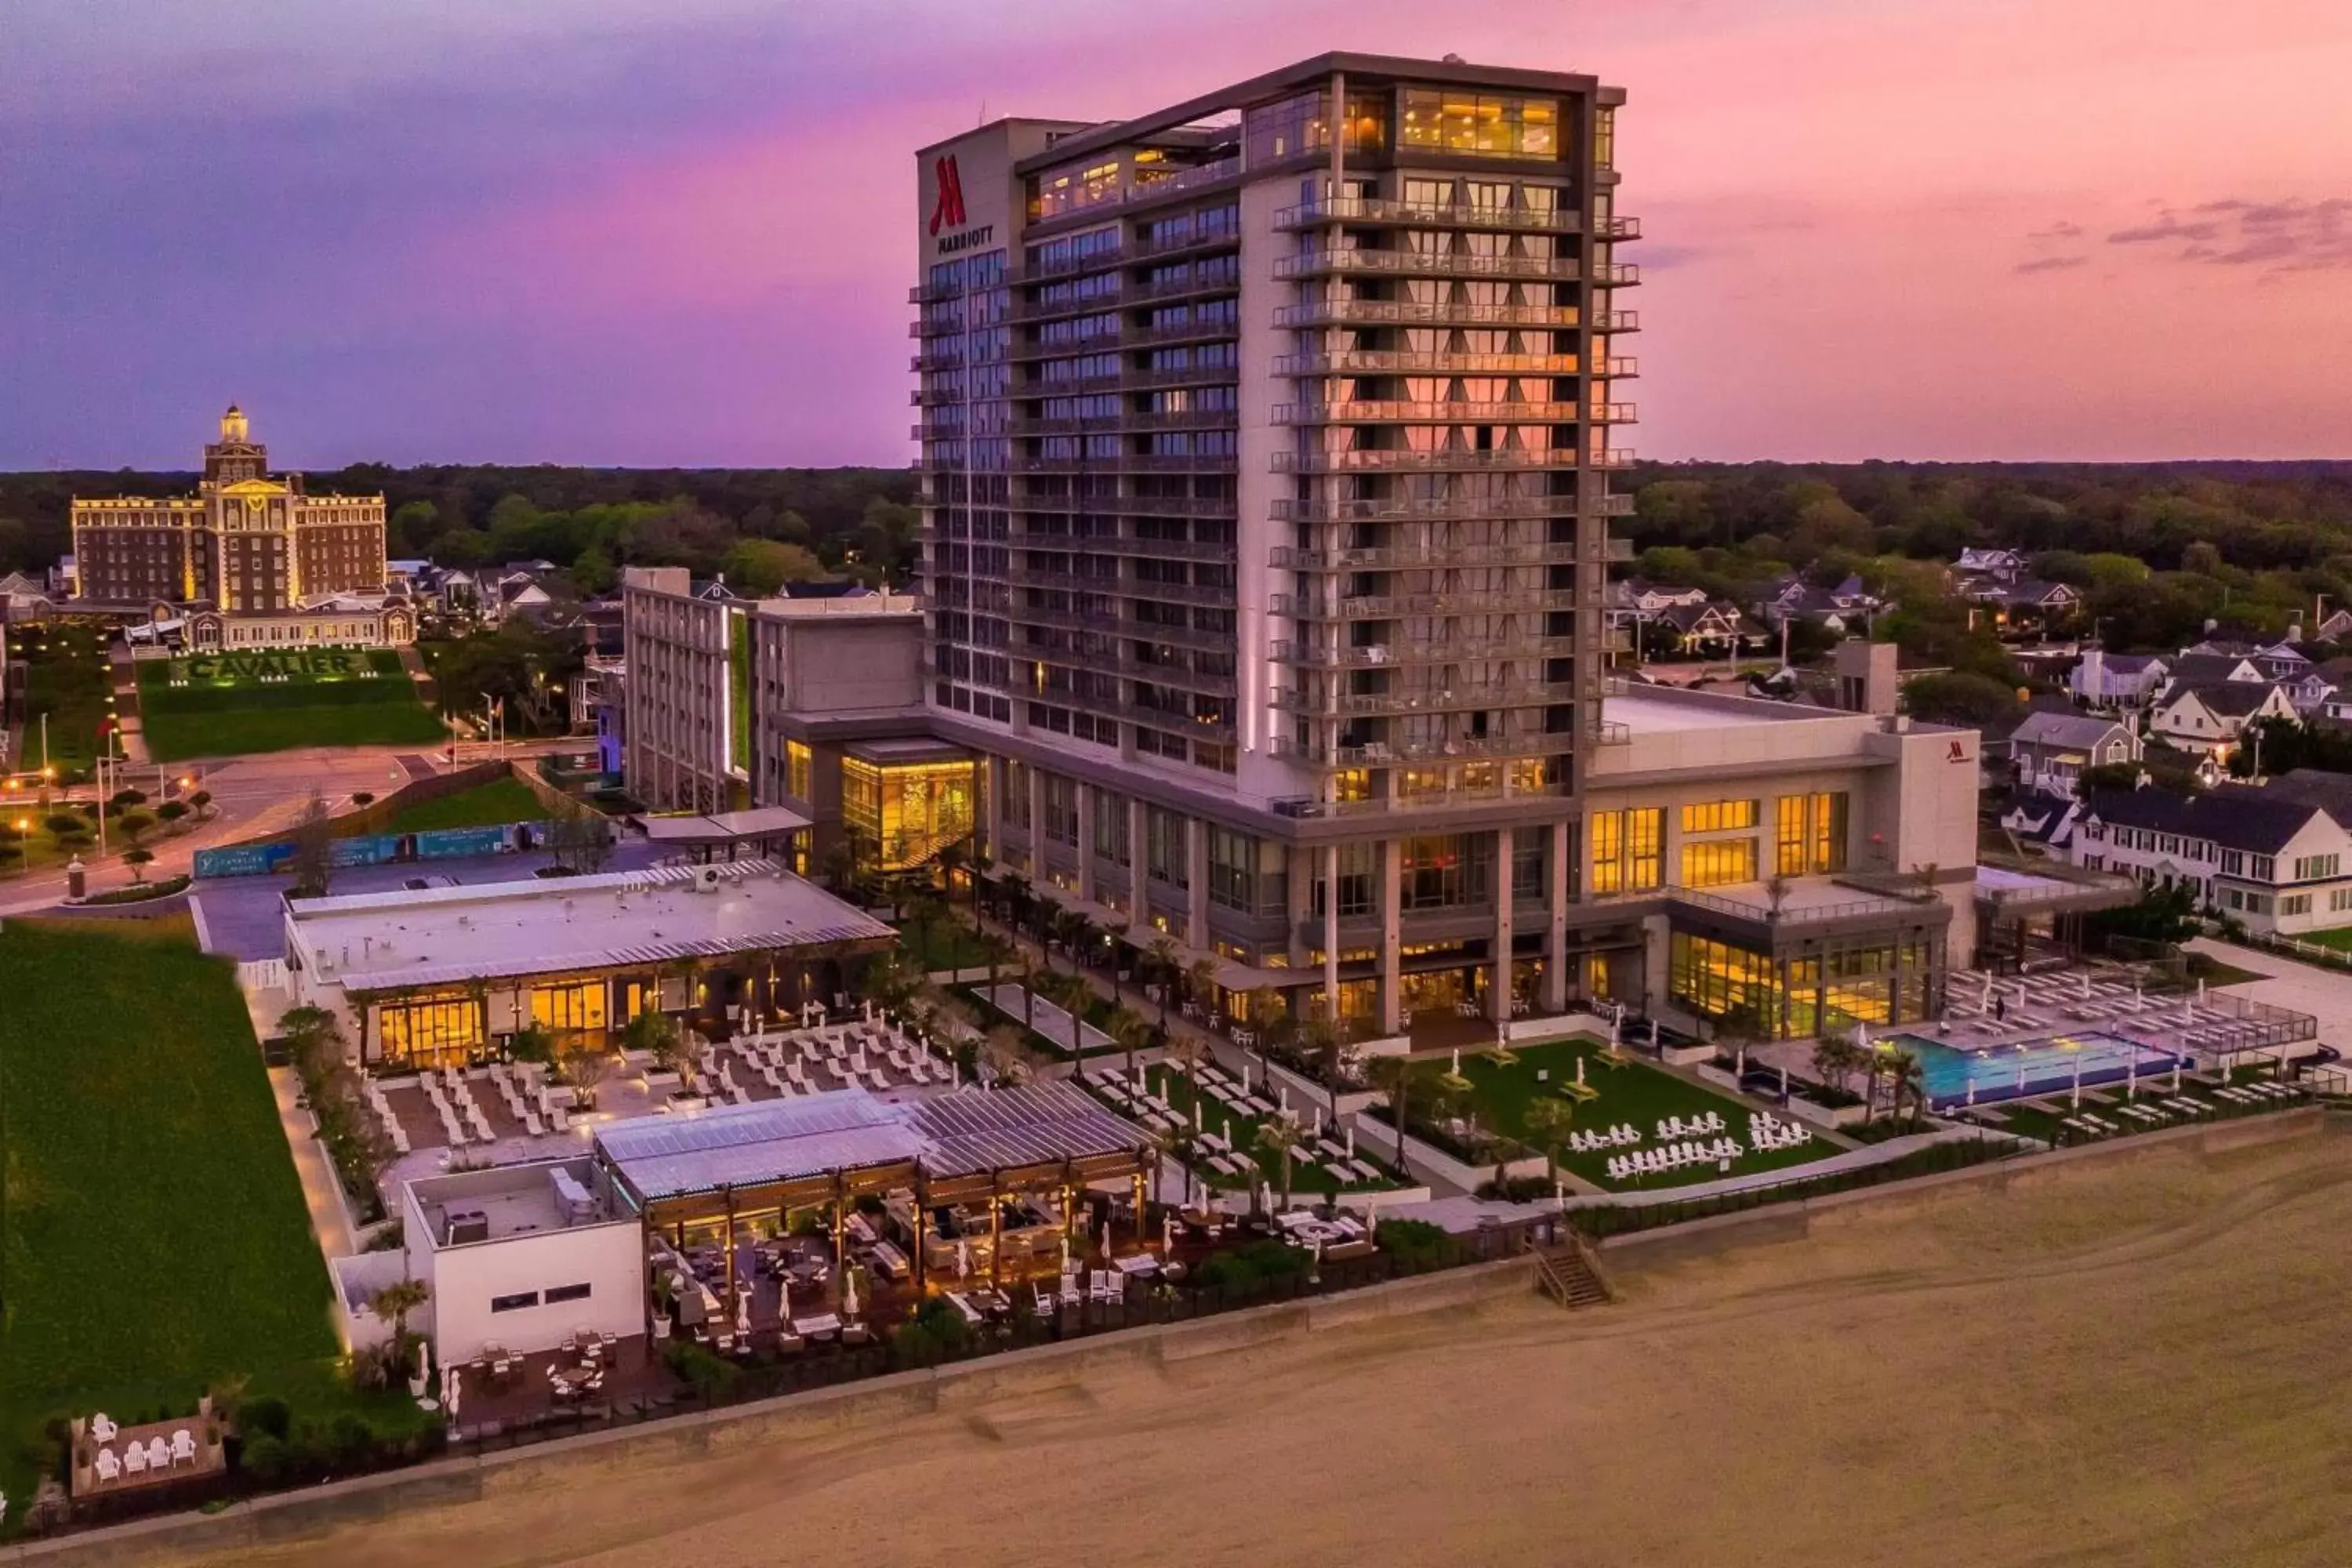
[378,777,547,835]
[0,920,351,1507]
[136,655,443,760]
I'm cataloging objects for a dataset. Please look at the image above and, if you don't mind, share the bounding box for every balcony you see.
[1022,568,1232,607]
[1051,685,1238,739]
[1272,732,1566,768]
[1600,356,1639,378]
[1271,590,1567,619]
[1026,157,1244,234]
[1012,454,1236,474]
[1270,299,1581,331]
[1009,408,1236,436]
[1271,681,1579,716]
[1271,250,1583,284]
[1016,493,1237,521]
[1270,635,1581,669]
[1006,247,1130,284]
[1273,198,1582,234]
[1014,601,1232,650]
[1269,495,1584,524]
[1008,287,1127,324]
[1018,532,1234,563]
[1604,216,1642,241]
[1593,262,1642,287]
[1272,782,1570,819]
[1272,448,1588,475]
[1273,350,1583,376]
[1589,448,1637,469]
[1595,310,1640,333]
[1272,400,1587,425]
[911,350,966,373]
[1270,542,1583,571]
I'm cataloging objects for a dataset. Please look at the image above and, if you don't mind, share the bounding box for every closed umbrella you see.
[443,1367,461,1425]
[843,1266,860,1320]
[1346,1125,1357,1159]
[1163,1212,1177,1250]
[1099,1218,1111,1260]
[735,1289,750,1336]
[1577,1054,1586,1087]
[412,1338,434,1403]
[956,1238,971,1280]
[779,1275,791,1326]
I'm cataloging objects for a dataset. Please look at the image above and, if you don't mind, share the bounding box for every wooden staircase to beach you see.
[1533,1236,1612,1310]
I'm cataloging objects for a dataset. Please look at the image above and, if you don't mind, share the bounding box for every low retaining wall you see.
[9,1257,1536,1565]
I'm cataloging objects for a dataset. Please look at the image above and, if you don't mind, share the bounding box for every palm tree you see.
[1889,1047,1929,1130]
[1300,1015,1344,1123]
[1106,1005,1149,1085]
[936,838,965,903]
[980,1023,1034,1088]
[1364,1055,1419,1171]
[1186,956,1219,1020]
[1810,1036,1857,1101]
[1042,969,1091,1071]
[1521,1098,1578,1189]
[1146,935,1181,1019]
[1019,955,1040,1034]
[1254,1112,1306,1212]
[367,1277,432,1364]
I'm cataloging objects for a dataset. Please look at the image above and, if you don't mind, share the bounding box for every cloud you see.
[2015,256,2087,273]
[2027,220,2084,239]
[2109,215,2222,243]
[2107,196,2352,274]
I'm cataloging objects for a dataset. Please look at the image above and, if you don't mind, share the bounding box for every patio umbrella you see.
[1966,1079,1977,1108]
[1450,1048,1461,1076]
[1648,1017,1660,1050]
[1222,1116,1232,1145]
[2016,1058,2028,1093]
[956,1238,970,1280]
[843,1268,860,1320]
[443,1367,461,1425]
[2172,1058,2183,1093]
[1577,1054,1586,1087]
[1060,1232,1072,1272]
[735,1290,750,1335]
[412,1338,434,1403]
[1193,1097,1202,1129]
[1734,1046,1747,1080]
[2071,1049,2083,1109]
[1610,1015,1621,1049]
[2198,978,2208,1001]
[2082,972,2092,1000]
[779,1275,791,1323]
[1345,1125,1356,1159]
[1280,1086,1290,1114]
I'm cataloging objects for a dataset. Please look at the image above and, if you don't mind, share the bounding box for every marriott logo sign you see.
[927,153,994,255]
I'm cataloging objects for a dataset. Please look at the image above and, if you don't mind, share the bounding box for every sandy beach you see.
[156,1127,2352,1568]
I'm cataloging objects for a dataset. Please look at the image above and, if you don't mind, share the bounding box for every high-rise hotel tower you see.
[910,55,1639,1029]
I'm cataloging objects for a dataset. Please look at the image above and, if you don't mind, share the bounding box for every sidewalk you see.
[2186,936,2352,1052]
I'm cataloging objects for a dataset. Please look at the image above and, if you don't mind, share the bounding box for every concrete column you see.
[1076,786,1097,902]
[983,753,1005,863]
[1544,820,1571,1011]
[1026,767,1045,874]
[1185,817,1209,949]
[1322,844,1341,1025]
[1128,797,1148,922]
[1490,829,1515,1022]
[1379,837,1403,1036]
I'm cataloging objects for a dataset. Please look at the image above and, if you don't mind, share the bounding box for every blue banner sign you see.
[195,821,557,880]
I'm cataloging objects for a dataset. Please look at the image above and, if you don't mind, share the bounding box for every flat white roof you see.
[639,806,813,844]
[1605,686,1824,734]
[287,859,891,992]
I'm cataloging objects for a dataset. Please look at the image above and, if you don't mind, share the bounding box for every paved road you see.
[0,745,442,916]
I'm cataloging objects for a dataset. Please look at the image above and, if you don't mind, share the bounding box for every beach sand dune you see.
[166,1131,2352,1568]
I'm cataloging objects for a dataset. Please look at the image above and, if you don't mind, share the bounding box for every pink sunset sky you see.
[3,0,2347,468]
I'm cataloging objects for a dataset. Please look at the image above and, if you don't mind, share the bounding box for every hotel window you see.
[1402,835,1491,912]
[1774,792,1849,876]
[785,739,812,801]
[1397,89,1562,158]
[1145,807,1188,887]
[544,1283,593,1305]
[1588,808,1661,895]
[1004,762,1032,830]
[1681,837,1759,889]
[1041,775,1078,846]
[1511,826,1545,897]
[1090,786,1129,866]
[489,1291,539,1314]
[1207,827,1256,912]
[530,980,608,1034]
[1681,800,1759,834]
[379,994,485,1069]
[1312,842,1377,920]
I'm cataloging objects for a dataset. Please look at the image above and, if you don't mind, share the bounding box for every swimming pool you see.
[1883,1030,2188,1109]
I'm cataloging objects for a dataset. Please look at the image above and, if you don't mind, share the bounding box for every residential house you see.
[2163,652,2265,688]
[2068,784,2352,935]
[0,572,56,619]
[2147,681,2296,760]
[1987,579,2082,637]
[2314,608,2352,644]
[1955,547,2028,581]
[1757,572,1883,635]
[2007,710,2142,796]
[2187,637,2313,681]
[1650,600,1759,658]
[2070,649,2169,709]
[2000,788,2081,853]
[1607,576,1710,619]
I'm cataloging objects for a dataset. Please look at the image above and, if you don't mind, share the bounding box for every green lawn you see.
[6,622,114,783]
[897,912,1005,974]
[1452,1043,1843,1191]
[2288,926,2352,953]
[373,776,547,835]
[0,919,423,1518]
[1100,1062,1403,1196]
[136,652,443,760]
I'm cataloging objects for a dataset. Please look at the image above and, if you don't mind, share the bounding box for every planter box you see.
[1661,1044,1716,1067]
[1780,1094,1869,1130]
[1255,1055,1377,1119]
[641,1070,681,1092]
[1506,1011,1610,1045]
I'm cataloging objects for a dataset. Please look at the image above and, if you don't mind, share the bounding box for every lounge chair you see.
[169,1428,197,1465]
[122,1443,147,1475]
[93,1447,122,1481]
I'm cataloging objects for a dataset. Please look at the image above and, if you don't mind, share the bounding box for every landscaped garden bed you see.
[136,649,443,759]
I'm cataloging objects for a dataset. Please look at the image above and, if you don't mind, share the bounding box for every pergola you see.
[638,806,815,862]
[595,1084,1155,1310]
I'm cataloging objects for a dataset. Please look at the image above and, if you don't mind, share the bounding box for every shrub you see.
[240,1396,291,1440]
[891,1297,975,1369]
[1192,1236,1312,1298]
[1374,1218,1455,1271]
[240,1432,292,1483]
[661,1338,740,1397]
[326,1413,377,1468]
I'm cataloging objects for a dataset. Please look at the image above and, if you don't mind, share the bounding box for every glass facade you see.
[379,993,485,1069]
[1774,791,1849,876]
[1669,932,1937,1040]
[1398,88,1562,158]
[841,755,978,873]
[1588,807,1662,895]
[1680,837,1759,889]
[530,979,609,1035]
